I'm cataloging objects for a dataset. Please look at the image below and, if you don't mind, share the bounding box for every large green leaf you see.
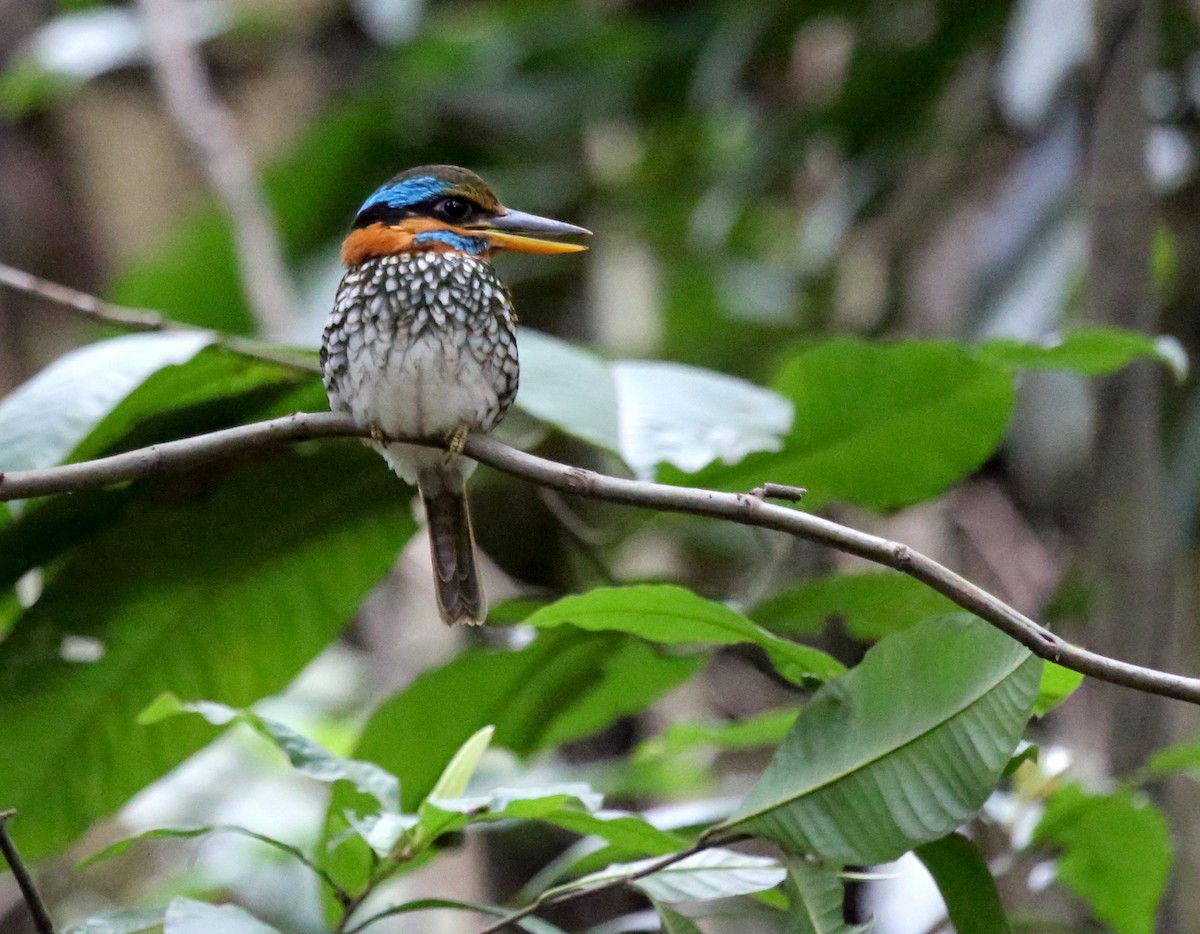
[914,834,1010,934]
[67,345,313,462]
[722,616,1040,863]
[1032,784,1170,934]
[523,584,843,683]
[518,330,792,479]
[683,340,1016,510]
[0,444,414,859]
[0,333,211,475]
[0,347,319,598]
[751,572,960,639]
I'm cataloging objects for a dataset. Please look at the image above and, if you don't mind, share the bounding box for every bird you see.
[321,165,590,625]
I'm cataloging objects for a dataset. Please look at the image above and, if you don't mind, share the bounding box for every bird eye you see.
[434,198,471,222]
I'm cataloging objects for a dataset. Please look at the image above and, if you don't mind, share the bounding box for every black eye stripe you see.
[349,196,484,230]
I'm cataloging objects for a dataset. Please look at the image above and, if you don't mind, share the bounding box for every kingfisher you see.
[321,165,590,625]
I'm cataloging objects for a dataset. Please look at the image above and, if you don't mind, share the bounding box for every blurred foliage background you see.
[3,0,1200,932]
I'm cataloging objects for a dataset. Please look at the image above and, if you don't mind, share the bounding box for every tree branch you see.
[2,412,1200,706]
[138,0,296,339]
[0,261,166,332]
[0,261,319,372]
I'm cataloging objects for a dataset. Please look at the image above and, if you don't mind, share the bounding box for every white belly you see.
[347,332,500,438]
[345,332,500,484]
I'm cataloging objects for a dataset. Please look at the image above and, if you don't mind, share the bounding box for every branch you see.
[0,261,318,373]
[3,413,1200,706]
[138,0,296,339]
[0,810,55,934]
[0,262,166,331]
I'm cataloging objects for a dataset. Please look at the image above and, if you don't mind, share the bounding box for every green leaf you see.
[914,834,1010,934]
[1142,741,1200,780]
[64,907,167,934]
[348,628,703,813]
[976,328,1187,380]
[1034,663,1084,716]
[77,824,323,880]
[1003,743,1039,778]
[0,486,135,592]
[576,848,785,902]
[655,902,707,934]
[636,707,800,761]
[518,329,792,479]
[139,695,400,812]
[431,783,604,819]
[67,345,311,463]
[0,444,415,859]
[1032,784,1171,934]
[751,572,960,639]
[684,340,1016,510]
[0,333,211,475]
[414,783,606,852]
[163,898,281,934]
[523,584,843,683]
[0,348,317,595]
[784,858,871,934]
[722,616,1040,863]
[322,628,703,893]
[534,809,689,856]
[427,725,495,802]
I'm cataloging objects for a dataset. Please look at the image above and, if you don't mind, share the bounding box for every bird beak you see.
[480,208,591,254]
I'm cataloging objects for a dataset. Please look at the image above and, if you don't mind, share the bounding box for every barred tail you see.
[417,469,485,626]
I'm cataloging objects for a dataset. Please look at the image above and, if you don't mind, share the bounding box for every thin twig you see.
[2,413,1200,705]
[0,810,55,934]
[138,0,296,338]
[0,262,165,331]
[0,261,319,373]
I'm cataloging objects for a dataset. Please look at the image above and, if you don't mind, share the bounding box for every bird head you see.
[342,165,590,266]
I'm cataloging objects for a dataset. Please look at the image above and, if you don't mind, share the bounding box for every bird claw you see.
[447,425,470,456]
[369,424,388,443]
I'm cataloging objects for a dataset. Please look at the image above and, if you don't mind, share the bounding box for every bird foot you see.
[447,425,470,456]
[369,424,388,443]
